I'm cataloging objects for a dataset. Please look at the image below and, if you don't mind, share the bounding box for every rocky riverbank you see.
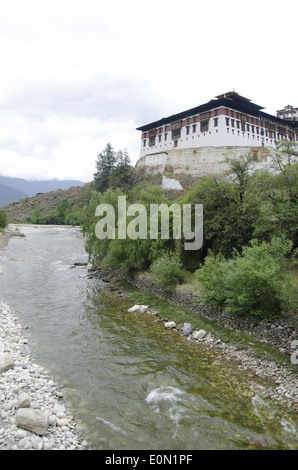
[87,266,298,415]
[0,300,88,450]
[0,225,25,249]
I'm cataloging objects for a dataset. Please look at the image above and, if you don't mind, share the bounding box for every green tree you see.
[245,162,298,249]
[195,237,294,320]
[181,175,254,270]
[94,143,117,192]
[30,207,44,224]
[0,209,8,229]
[224,154,254,203]
[149,251,185,290]
[108,150,133,191]
[272,140,298,171]
[93,144,134,193]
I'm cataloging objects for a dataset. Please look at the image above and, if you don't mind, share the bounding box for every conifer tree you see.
[94,143,116,192]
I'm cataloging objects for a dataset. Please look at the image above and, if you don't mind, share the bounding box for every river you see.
[0,225,297,450]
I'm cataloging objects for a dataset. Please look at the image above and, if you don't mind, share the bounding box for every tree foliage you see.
[0,209,8,229]
[81,142,298,321]
[195,237,295,320]
[93,143,133,193]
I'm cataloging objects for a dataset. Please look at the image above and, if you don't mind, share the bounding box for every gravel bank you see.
[0,300,88,450]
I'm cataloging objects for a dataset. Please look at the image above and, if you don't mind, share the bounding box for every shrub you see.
[195,237,294,320]
[0,209,8,229]
[149,252,185,290]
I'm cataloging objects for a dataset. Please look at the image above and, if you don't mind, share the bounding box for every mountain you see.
[0,175,85,199]
[0,183,28,208]
[3,183,92,223]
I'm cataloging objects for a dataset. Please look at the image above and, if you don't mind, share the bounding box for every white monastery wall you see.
[136,146,275,178]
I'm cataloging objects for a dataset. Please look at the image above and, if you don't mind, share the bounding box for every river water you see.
[0,225,297,450]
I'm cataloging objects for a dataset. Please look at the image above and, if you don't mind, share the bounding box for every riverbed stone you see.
[18,393,31,409]
[0,352,15,374]
[183,323,193,336]
[193,329,207,340]
[128,304,141,312]
[15,408,49,436]
[165,321,177,329]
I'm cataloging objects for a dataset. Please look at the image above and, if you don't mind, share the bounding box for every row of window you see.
[144,127,296,149]
[143,111,298,147]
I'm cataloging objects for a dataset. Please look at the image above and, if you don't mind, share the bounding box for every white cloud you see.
[0,0,297,181]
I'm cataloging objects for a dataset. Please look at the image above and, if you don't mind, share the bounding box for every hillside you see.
[0,184,28,207]
[0,175,84,198]
[3,183,92,223]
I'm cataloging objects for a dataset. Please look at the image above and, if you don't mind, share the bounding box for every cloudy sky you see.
[0,0,297,182]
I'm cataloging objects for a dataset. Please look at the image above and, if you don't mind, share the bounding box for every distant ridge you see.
[0,175,85,199]
[0,183,28,207]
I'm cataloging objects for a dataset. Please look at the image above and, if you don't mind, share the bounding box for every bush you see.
[0,209,8,229]
[195,237,294,320]
[149,252,185,290]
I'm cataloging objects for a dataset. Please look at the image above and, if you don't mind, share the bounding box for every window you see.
[143,139,146,147]
[200,120,209,132]
[226,117,230,126]
[186,126,190,135]
[214,118,218,127]
[231,119,235,128]
[192,124,197,133]
[149,136,155,146]
[200,112,210,121]
[172,129,181,139]
[171,121,182,140]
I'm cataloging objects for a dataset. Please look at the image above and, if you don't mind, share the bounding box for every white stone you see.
[128,304,142,312]
[193,329,207,340]
[162,176,183,191]
[165,321,177,329]
[127,304,148,313]
[139,305,149,313]
[16,408,49,436]
[18,436,31,450]
[18,393,31,408]
[0,352,14,373]
[15,429,27,439]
